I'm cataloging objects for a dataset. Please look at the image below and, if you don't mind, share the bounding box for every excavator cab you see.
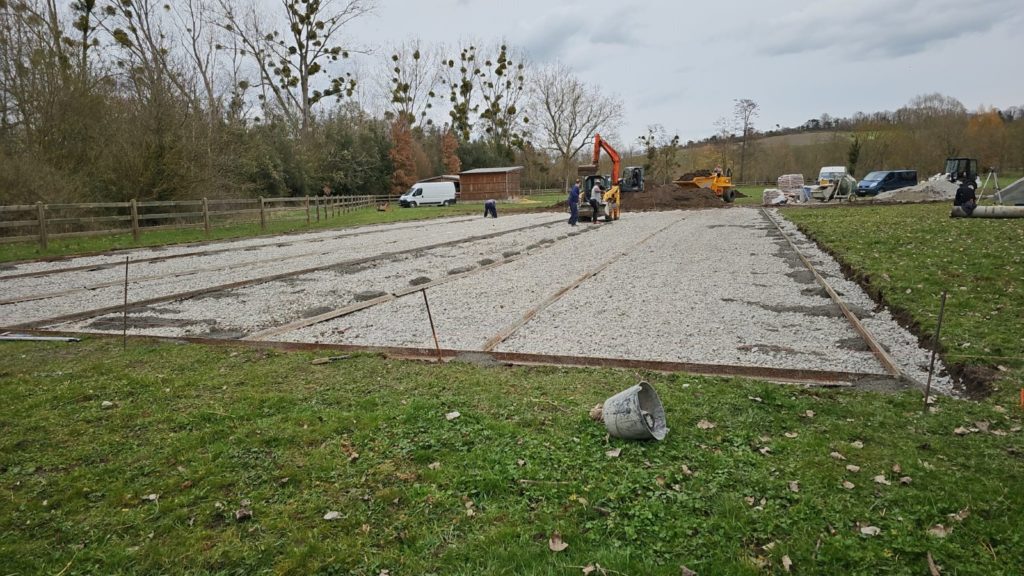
[620,167,644,193]
[945,158,978,188]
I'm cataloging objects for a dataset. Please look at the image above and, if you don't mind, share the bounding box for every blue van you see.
[856,170,918,196]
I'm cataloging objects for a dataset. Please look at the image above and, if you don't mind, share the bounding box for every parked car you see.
[856,170,918,196]
[398,182,458,207]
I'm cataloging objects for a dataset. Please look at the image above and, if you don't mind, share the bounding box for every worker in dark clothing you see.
[568,179,580,226]
[953,181,977,216]
[483,199,498,218]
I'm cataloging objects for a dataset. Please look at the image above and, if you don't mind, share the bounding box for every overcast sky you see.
[348,0,1024,144]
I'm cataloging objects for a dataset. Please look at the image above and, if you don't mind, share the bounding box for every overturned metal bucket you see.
[603,381,669,441]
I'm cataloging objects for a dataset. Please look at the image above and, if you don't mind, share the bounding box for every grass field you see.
[3,197,1024,574]
[0,194,564,264]
[1,338,1022,575]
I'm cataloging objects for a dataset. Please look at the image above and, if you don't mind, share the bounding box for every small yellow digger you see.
[673,169,737,203]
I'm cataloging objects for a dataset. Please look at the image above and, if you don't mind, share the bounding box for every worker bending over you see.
[603,180,621,221]
[483,199,498,218]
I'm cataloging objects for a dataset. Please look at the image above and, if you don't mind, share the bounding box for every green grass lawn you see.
[0,195,564,264]
[2,338,1022,575]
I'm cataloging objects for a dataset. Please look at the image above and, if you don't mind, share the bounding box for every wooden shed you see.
[458,167,523,201]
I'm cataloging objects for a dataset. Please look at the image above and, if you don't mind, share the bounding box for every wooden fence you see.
[0,195,389,249]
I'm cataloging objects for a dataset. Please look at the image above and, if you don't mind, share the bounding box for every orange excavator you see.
[577,134,644,221]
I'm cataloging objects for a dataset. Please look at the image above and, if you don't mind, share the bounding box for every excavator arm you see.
[577,133,621,182]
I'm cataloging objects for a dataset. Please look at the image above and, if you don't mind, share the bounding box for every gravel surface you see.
[1,213,561,326]
[56,218,586,337]
[7,207,957,394]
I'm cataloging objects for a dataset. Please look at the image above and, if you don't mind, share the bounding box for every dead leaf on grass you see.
[842,481,855,490]
[830,451,846,461]
[788,481,800,493]
[948,507,970,522]
[899,476,913,485]
[758,446,772,456]
[784,432,799,439]
[928,524,952,538]
[873,475,891,486]
[953,426,971,436]
[548,532,569,552]
[804,410,815,418]
[974,421,990,433]
[681,464,694,477]
[142,493,159,502]
[445,411,461,421]
[323,511,341,521]
[851,440,864,449]
[1012,426,1023,433]
[860,525,881,536]
[582,565,596,575]
[748,396,763,403]
[927,551,942,576]
[655,476,666,488]
[428,461,441,470]
[517,459,526,467]
[588,404,604,422]
[782,555,793,572]
[340,440,359,462]
[605,448,621,458]
[892,463,902,474]
[697,419,716,430]
[993,405,1007,413]
[846,464,861,473]
[680,566,698,576]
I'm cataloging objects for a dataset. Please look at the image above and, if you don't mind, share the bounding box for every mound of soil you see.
[677,170,712,180]
[624,184,728,211]
[873,179,957,203]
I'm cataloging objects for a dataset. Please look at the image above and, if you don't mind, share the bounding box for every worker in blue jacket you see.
[568,179,580,226]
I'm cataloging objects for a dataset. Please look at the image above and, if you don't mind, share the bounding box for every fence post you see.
[305,196,311,224]
[36,202,48,249]
[316,196,321,223]
[259,196,266,230]
[202,197,210,235]
[129,199,140,241]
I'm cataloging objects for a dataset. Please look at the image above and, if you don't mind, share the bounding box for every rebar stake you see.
[421,288,442,362]
[924,291,948,412]
[122,257,130,351]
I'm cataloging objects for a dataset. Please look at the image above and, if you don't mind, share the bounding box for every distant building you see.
[458,167,523,201]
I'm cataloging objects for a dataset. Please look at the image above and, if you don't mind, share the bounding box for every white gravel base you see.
[499,208,885,374]
[55,218,586,337]
[7,207,958,394]
[280,213,681,348]
[1,213,561,326]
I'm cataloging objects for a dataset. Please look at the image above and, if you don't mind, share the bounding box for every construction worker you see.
[603,180,621,221]
[589,182,603,223]
[953,181,977,216]
[483,199,498,218]
[568,179,580,226]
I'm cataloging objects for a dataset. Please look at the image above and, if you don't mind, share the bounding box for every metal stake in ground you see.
[420,288,443,362]
[122,256,130,351]
[924,291,948,411]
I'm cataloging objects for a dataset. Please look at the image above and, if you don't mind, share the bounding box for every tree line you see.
[2,1,1020,205]
[679,94,1024,184]
[0,0,622,204]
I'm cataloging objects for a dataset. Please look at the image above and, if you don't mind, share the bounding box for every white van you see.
[399,182,458,207]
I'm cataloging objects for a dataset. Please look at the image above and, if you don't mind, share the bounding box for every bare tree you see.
[528,62,622,189]
[218,0,375,133]
[733,98,758,182]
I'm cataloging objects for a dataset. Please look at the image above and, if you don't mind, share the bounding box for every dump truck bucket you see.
[577,164,599,176]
